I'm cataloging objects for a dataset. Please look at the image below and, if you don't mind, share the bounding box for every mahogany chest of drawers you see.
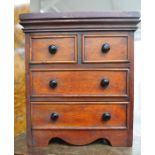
[20,12,140,147]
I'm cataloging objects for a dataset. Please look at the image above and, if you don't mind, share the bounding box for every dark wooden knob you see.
[49,80,57,88]
[48,45,57,54]
[101,43,110,53]
[102,112,111,121]
[50,112,59,121]
[100,79,109,87]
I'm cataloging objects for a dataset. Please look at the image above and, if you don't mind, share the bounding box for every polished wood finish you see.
[82,33,128,63]
[20,12,140,32]
[31,69,128,97]
[31,104,127,129]
[20,12,140,147]
[32,130,129,147]
[15,132,141,155]
[30,34,77,64]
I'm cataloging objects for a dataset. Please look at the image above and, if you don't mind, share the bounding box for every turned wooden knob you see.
[49,80,58,88]
[102,112,111,121]
[48,45,57,54]
[100,79,109,88]
[101,43,110,53]
[50,112,59,121]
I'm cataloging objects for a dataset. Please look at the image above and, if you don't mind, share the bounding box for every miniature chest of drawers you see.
[20,12,140,147]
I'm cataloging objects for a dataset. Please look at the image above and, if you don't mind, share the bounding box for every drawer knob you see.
[51,112,59,121]
[102,112,111,121]
[48,45,57,54]
[102,43,110,53]
[49,80,57,88]
[100,79,109,88]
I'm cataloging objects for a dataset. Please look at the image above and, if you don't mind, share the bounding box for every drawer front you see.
[30,34,77,63]
[31,69,129,97]
[31,104,127,129]
[82,34,128,63]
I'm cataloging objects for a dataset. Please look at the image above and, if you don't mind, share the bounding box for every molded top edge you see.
[20,11,140,20]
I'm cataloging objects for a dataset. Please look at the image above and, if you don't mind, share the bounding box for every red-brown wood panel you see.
[82,34,128,63]
[20,11,140,147]
[31,104,127,129]
[30,69,129,97]
[30,34,77,63]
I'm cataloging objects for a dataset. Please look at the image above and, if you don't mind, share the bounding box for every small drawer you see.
[30,69,129,98]
[31,103,127,129]
[30,34,77,64]
[82,34,128,63]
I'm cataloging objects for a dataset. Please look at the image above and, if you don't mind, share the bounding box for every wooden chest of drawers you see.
[20,12,140,147]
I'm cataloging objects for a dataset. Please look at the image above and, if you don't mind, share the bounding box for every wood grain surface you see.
[20,12,140,147]
[31,69,128,97]
[82,34,128,63]
[31,34,77,63]
[31,104,127,129]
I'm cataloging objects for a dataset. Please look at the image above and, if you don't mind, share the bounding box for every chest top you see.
[20,11,140,32]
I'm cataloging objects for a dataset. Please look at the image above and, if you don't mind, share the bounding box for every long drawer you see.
[31,103,127,129]
[30,69,129,98]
